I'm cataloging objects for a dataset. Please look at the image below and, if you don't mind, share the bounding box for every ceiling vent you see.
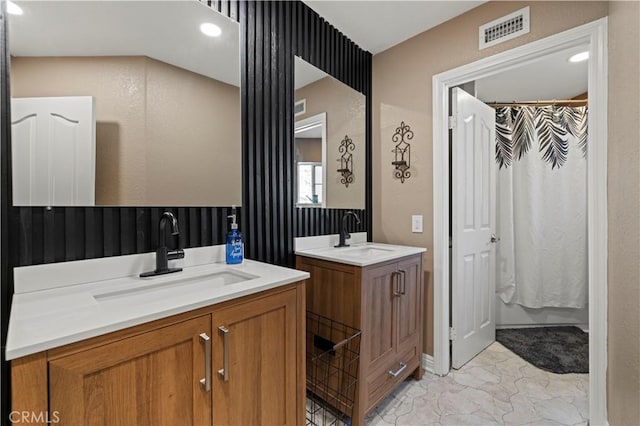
[479,7,530,50]
[294,99,306,117]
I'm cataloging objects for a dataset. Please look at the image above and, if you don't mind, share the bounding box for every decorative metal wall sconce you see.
[337,135,355,187]
[391,121,413,183]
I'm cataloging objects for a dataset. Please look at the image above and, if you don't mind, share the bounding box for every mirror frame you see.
[291,49,372,240]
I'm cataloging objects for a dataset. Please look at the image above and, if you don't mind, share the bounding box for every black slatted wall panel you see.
[1,0,371,420]
[296,208,368,237]
[238,1,372,267]
[9,207,240,266]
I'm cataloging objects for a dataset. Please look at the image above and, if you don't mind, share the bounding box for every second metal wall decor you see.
[391,121,412,183]
[337,134,354,187]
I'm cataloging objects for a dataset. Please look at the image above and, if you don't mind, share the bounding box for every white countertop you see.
[6,252,309,360]
[295,241,426,267]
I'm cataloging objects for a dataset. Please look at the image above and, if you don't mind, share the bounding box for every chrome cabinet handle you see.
[218,326,230,382]
[388,362,407,378]
[392,271,402,297]
[199,333,211,391]
[398,270,406,295]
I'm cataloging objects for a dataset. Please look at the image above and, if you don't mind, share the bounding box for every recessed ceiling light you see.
[200,23,222,37]
[569,51,589,63]
[7,1,23,15]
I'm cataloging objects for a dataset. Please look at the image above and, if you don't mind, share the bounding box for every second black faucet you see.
[335,211,361,248]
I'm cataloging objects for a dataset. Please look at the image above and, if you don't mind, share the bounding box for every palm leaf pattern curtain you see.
[495,104,588,309]
[495,106,588,169]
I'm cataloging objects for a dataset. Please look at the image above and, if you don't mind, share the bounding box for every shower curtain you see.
[495,106,588,309]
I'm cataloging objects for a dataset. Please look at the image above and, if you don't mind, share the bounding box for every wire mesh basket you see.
[306,311,362,426]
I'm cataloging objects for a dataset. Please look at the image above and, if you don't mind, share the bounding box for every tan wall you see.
[607,2,640,424]
[372,1,608,355]
[295,76,366,209]
[144,58,241,206]
[11,56,241,206]
[295,138,323,163]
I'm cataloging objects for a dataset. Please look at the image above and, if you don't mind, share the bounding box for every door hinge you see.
[449,327,457,341]
[448,116,456,129]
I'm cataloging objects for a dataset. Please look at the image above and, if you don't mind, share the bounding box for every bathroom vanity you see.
[7,247,308,426]
[296,240,426,425]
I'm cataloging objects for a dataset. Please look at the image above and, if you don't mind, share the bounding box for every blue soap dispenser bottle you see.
[226,206,243,264]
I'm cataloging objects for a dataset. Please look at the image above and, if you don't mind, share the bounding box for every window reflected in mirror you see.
[295,112,326,207]
[297,163,323,206]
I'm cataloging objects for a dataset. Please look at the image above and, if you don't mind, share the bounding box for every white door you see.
[451,87,496,369]
[11,96,96,206]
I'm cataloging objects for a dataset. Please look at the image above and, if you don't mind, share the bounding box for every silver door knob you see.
[490,234,501,243]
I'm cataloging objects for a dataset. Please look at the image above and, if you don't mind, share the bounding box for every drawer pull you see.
[388,362,407,378]
[392,272,402,297]
[398,269,406,295]
[218,326,230,382]
[199,333,211,391]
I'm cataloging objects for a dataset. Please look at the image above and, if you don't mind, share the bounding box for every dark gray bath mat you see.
[496,326,588,374]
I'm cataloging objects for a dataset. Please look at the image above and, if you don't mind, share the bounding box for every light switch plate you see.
[412,215,423,233]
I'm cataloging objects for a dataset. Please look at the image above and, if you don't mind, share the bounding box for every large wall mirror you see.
[8,0,241,207]
[294,56,365,210]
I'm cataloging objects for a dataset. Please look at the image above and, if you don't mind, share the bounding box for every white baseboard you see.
[422,353,434,373]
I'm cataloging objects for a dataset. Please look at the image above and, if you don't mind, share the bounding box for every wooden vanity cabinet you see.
[296,253,424,426]
[11,283,305,426]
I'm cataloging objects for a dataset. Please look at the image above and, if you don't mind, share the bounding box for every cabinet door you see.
[362,262,398,373]
[49,316,212,426]
[213,288,299,426]
[396,256,423,354]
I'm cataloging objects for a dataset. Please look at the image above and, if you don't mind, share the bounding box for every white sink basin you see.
[295,242,425,267]
[340,245,396,258]
[94,270,259,301]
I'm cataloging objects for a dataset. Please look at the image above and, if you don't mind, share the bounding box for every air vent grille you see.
[479,7,530,50]
[485,16,524,43]
[294,99,306,117]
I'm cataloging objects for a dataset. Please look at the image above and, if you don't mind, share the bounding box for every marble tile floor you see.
[365,342,589,426]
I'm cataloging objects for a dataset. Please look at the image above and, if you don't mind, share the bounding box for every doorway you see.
[451,43,590,370]
[432,18,608,425]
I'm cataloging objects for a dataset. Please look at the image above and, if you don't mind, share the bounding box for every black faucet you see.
[335,211,361,248]
[140,211,185,277]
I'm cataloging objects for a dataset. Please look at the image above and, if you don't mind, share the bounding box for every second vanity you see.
[7,246,308,426]
[295,234,426,425]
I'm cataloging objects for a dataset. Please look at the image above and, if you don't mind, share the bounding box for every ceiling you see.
[11,1,587,101]
[476,44,589,102]
[301,1,587,103]
[10,0,240,86]
[302,0,486,54]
